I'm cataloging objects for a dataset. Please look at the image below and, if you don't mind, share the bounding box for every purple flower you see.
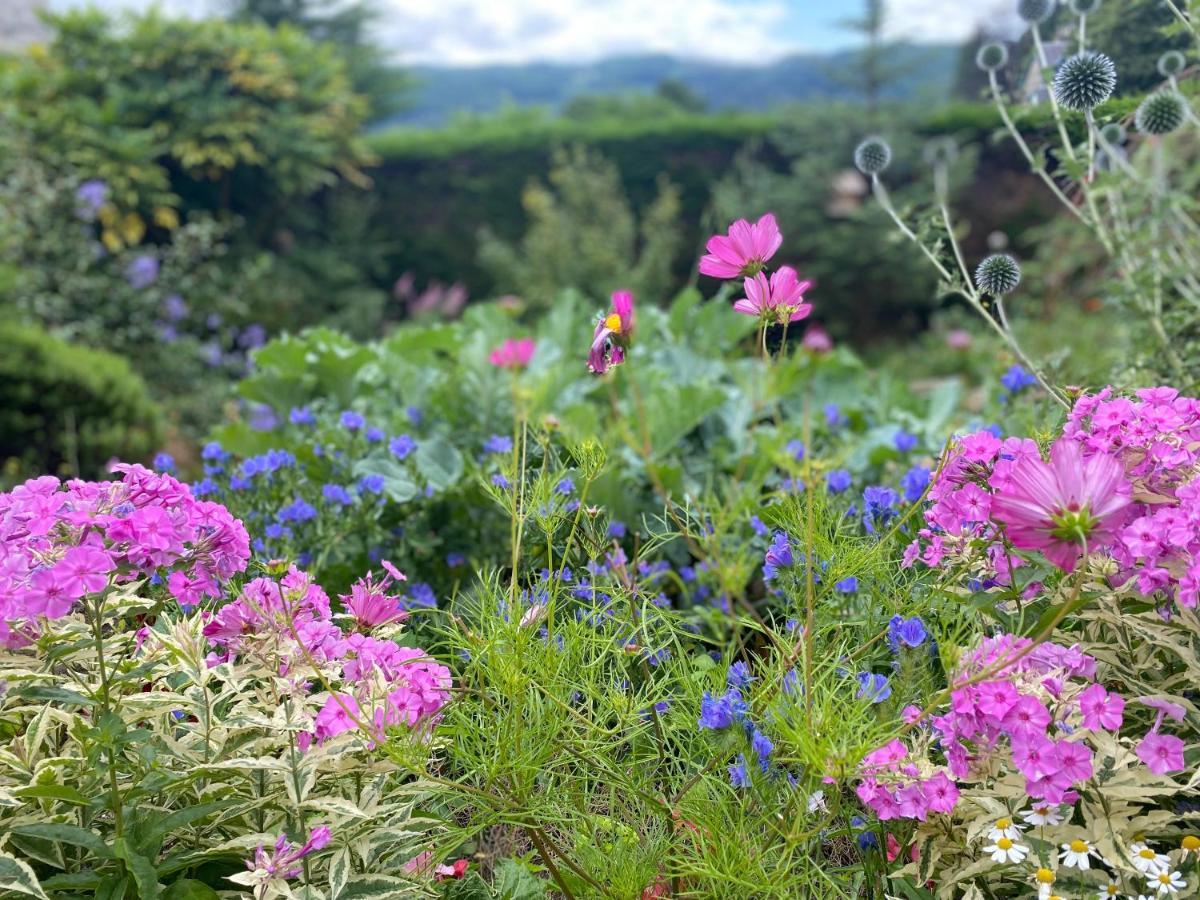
[153,452,175,473]
[162,294,188,321]
[607,520,626,539]
[785,439,806,461]
[237,324,267,350]
[827,470,852,494]
[483,434,513,455]
[389,434,416,459]
[749,515,769,537]
[125,254,159,290]
[290,406,316,426]
[750,729,774,771]
[887,615,928,651]
[729,754,751,788]
[248,405,278,432]
[763,531,794,581]
[555,477,574,496]
[278,499,317,523]
[856,672,892,703]
[1000,364,1037,394]
[491,473,511,490]
[901,466,931,503]
[365,427,385,443]
[358,474,385,495]
[727,661,755,688]
[824,403,847,429]
[74,179,109,221]
[699,691,736,730]
[406,406,423,425]
[894,430,918,453]
[835,576,858,594]
[340,411,365,432]
[322,484,353,506]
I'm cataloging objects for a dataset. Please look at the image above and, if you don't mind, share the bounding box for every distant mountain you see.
[387,45,960,125]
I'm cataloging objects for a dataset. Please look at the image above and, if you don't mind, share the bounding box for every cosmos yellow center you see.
[1036,868,1055,884]
[1139,848,1157,859]
[1183,835,1200,851]
[1069,840,1088,853]
[997,838,1013,850]
[604,314,623,334]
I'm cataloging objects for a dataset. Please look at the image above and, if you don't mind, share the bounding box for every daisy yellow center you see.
[1158,873,1172,884]
[604,314,623,334]
[1036,868,1055,884]
[1106,887,1118,896]
[997,838,1014,850]
[1139,848,1157,859]
[1069,839,1089,853]
[1183,835,1200,851]
[996,818,1012,829]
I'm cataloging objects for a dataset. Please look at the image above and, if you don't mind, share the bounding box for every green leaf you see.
[7,824,112,859]
[9,685,96,707]
[493,858,548,900]
[113,837,160,900]
[141,800,231,854]
[13,784,92,806]
[0,852,49,899]
[162,879,220,900]
[337,875,419,899]
[415,436,464,491]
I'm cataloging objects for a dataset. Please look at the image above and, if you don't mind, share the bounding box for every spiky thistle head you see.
[1099,122,1126,145]
[975,254,1022,296]
[1158,50,1187,78]
[854,137,892,176]
[1017,0,1054,24]
[1052,52,1117,111]
[1068,0,1101,14]
[976,42,1010,72]
[1136,91,1189,135]
[923,137,959,168]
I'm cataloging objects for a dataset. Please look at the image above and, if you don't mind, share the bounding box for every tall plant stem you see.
[1033,25,1079,163]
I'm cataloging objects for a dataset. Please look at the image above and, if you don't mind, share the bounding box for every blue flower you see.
[491,473,511,490]
[191,478,218,497]
[862,486,900,532]
[607,520,626,539]
[484,434,513,455]
[277,499,317,523]
[785,439,806,461]
[75,179,108,221]
[289,406,316,426]
[763,531,794,581]
[403,583,437,610]
[826,469,852,494]
[322,484,354,506]
[389,434,416,459]
[358,474,385,495]
[555,477,574,495]
[727,661,755,689]
[835,576,858,594]
[729,754,751,788]
[1000,364,1037,394]
[264,523,292,540]
[894,430,918,453]
[699,691,736,730]
[824,403,847,429]
[125,254,159,290]
[153,452,175,473]
[855,672,892,703]
[749,515,769,537]
[447,552,466,567]
[248,405,278,432]
[340,410,365,431]
[887,615,928,652]
[201,442,228,462]
[900,466,931,503]
[406,406,423,425]
[750,729,774,772]
[366,426,385,443]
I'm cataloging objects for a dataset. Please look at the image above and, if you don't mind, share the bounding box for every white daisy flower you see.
[1023,804,1065,827]
[1034,866,1056,900]
[987,816,1024,842]
[1146,870,1186,895]
[983,836,1029,864]
[1061,838,1102,870]
[1129,841,1170,876]
[1096,882,1123,899]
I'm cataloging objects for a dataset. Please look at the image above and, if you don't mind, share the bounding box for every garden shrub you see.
[0,322,162,482]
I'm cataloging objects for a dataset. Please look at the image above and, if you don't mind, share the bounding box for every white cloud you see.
[885,0,1022,43]
[375,0,796,66]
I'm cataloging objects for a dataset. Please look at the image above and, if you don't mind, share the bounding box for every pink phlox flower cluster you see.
[856,635,1122,821]
[340,565,408,630]
[0,467,249,647]
[1134,696,1187,775]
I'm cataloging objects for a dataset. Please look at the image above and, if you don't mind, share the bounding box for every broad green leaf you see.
[414,436,464,491]
[337,875,418,899]
[0,852,49,899]
[113,837,160,900]
[12,784,91,806]
[162,879,220,900]
[8,824,112,859]
[353,458,418,503]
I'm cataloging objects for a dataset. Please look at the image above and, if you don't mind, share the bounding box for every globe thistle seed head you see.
[1052,52,1117,111]
[1158,50,1187,78]
[1098,122,1126,145]
[922,137,959,168]
[1136,91,1189,135]
[854,137,892,176]
[976,42,1010,72]
[975,254,1022,296]
[1017,0,1054,24]
[1068,0,1101,14]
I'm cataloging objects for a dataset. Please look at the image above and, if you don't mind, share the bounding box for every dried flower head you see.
[975,254,1022,296]
[1017,0,1054,24]
[1053,52,1117,111]
[854,137,892,176]
[1136,91,1189,135]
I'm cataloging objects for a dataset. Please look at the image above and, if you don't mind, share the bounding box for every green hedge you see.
[0,322,163,482]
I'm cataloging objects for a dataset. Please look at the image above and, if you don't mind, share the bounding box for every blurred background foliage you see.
[0,0,1196,481]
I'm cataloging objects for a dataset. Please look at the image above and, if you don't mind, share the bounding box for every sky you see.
[46,0,1021,66]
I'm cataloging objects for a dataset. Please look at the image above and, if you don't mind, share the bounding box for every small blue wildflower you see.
[727,661,755,689]
[447,552,466,567]
[406,406,423,425]
[484,434,513,455]
[862,486,900,526]
[491,473,511,490]
[153,452,175,473]
[389,434,416,459]
[729,754,751,788]
[264,523,292,540]
[699,692,735,730]
[855,671,892,703]
[555,477,574,496]
[125,254,159,290]
[340,410,365,431]
[763,531,794,581]
[248,405,278,432]
[824,403,847,429]
[277,499,317,523]
[835,576,858,594]
[289,406,315,426]
[749,515,769,537]
[901,465,931,503]
[887,615,928,652]
[785,439,806,461]
[192,478,219,497]
[358,474,385,495]
[322,484,354,506]
[365,426,385,443]
[750,729,774,772]
[201,442,228,462]
[403,583,437,610]
[607,520,626,539]
[826,469,852,494]
[1000,364,1037,394]
[894,430,918,453]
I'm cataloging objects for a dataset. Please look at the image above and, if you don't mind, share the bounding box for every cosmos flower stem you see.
[987,71,1089,225]
[1033,26,1079,163]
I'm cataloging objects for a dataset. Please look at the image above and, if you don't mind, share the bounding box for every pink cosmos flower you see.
[588,290,635,375]
[1078,683,1124,730]
[489,337,536,370]
[990,438,1132,571]
[733,266,813,326]
[1135,731,1185,774]
[800,324,833,352]
[698,212,782,279]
